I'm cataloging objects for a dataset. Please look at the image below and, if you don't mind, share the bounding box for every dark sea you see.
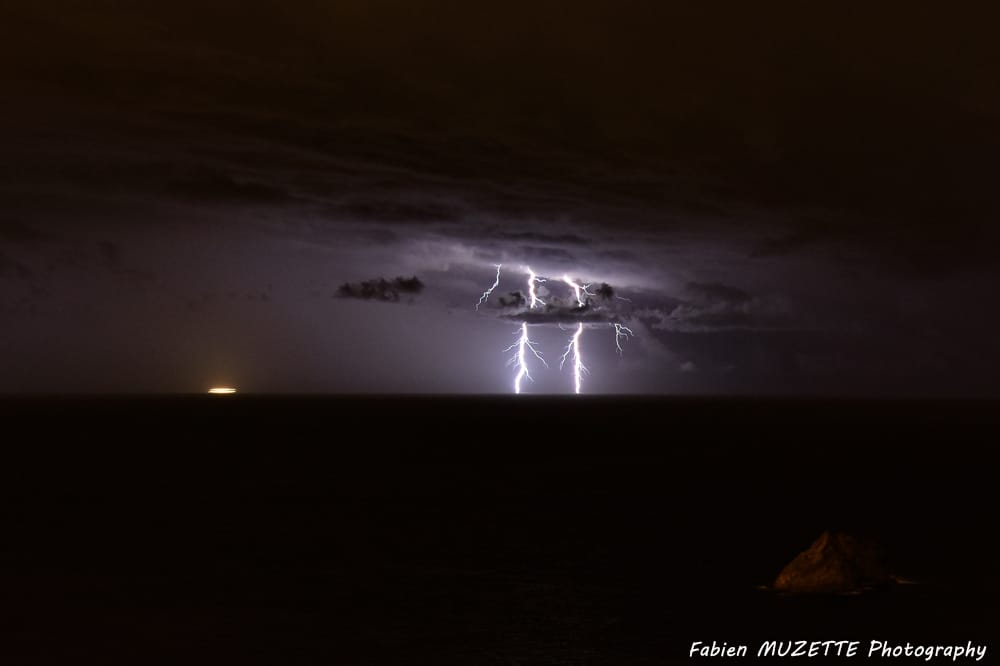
[0,397,997,664]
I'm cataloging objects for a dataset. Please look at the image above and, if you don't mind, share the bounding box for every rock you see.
[773,531,893,594]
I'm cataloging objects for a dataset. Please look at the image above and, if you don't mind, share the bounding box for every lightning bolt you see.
[612,323,634,354]
[504,322,547,394]
[526,266,546,309]
[559,322,588,394]
[476,264,502,310]
[562,275,596,308]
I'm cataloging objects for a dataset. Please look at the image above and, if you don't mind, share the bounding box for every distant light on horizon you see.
[208,387,237,394]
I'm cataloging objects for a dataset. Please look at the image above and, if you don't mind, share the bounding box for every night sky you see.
[2,2,998,394]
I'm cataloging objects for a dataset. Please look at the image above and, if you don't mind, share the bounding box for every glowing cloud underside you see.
[559,323,588,394]
[504,322,548,394]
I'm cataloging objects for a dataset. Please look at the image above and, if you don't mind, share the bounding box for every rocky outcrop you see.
[773,531,893,594]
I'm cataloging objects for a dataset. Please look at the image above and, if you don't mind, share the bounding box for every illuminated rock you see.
[773,531,893,594]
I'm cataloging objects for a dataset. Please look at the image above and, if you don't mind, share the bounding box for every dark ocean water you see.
[0,397,997,664]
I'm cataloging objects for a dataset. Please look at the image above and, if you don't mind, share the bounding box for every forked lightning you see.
[475,265,634,393]
[559,322,588,394]
[504,322,548,394]
[475,264,502,310]
[612,323,634,354]
[562,275,596,308]
[526,266,546,309]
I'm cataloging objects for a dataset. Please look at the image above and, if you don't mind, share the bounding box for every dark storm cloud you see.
[487,230,591,246]
[504,310,616,326]
[634,281,793,334]
[186,288,272,313]
[94,238,153,281]
[750,228,830,258]
[5,2,999,244]
[357,228,402,245]
[0,252,33,280]
[493,283,631,326]
[643,302,792,333]
[517,246,578,264]
[498,292,526,308]
[97,241,121,269]
[3,1,1000,393]
[330,199,462,223]
[165,169,295,205]
[660,307,764,331]
[0,221,47,245]
[686,282,752,304]
[593,283,615,300]
[8,0,996,280]
[337,276,425,302]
